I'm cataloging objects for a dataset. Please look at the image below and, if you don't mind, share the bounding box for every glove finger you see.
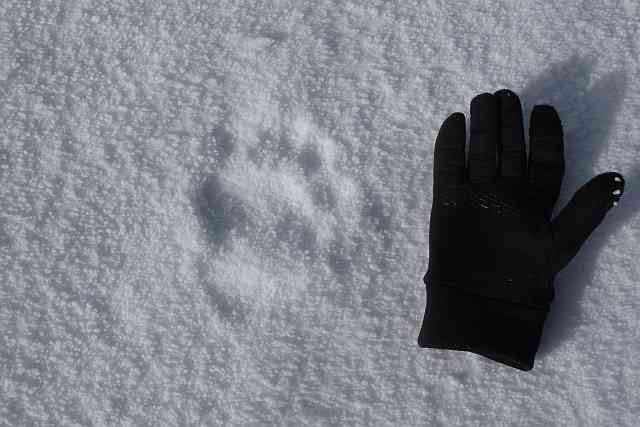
[469,93,499,184]
[551,172,625,273]
[495,89,526,181]
[528,105,565,218]
[434,112,466,199]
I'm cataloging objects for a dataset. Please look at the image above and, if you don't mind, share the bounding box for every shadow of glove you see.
[418,89,625,371]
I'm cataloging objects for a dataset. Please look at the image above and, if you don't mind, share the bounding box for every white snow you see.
[1,0,639,425]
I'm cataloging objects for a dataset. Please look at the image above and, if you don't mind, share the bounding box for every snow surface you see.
[2,1,640,425]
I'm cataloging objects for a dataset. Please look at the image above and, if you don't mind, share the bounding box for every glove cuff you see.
[418,278,550,371]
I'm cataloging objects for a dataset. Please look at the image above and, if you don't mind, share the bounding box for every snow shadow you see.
[194,174,249,250]
[518,55,636,357]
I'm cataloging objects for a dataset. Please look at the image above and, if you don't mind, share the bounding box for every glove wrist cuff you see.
[418,278,549,371]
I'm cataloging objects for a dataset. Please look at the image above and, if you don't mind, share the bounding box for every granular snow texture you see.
[1,1,639,425]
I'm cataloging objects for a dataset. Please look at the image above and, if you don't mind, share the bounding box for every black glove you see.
[417,89,625,371]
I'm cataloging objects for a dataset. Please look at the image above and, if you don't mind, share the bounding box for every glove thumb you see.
[551,172,625,273]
